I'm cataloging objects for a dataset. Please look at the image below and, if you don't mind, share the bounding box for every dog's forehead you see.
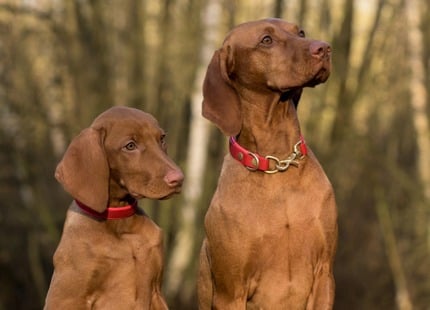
[225,19,300,45]
[92,106,162,134]
[95,106,154,120]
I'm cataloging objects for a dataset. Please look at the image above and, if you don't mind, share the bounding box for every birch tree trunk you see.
[165,0,222,299]
[405,0,430,252]
[328,0,354,145]
[273,0,284,18]
[375,190,413,310]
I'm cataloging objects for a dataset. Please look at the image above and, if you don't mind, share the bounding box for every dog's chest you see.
[97,221,163,283]
[55,213,165,306]
[208,158,329,251]
[217,161,321,215]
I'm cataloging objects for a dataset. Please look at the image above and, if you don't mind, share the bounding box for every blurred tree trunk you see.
[273,0,284,18]
[329,0,354,145]
[166,0,222,302]
[152,0,174,118]
[376,190,413,310]
[350,0,385,103]
[128,0,147,108]
[406,4,430,292]
[424,1,430,118]
[57,0,114,129]
[406,0,430,203]
[421,0,430,258]
[297,0,308,26]
[225,0,237,27]
[326,0,385,162]
[28,232,47,305]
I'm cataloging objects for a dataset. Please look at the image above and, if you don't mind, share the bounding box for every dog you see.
[198,18,338,309]
[44,106,184,310]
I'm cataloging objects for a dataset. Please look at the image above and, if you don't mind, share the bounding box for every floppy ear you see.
[55,127,109,213]
[202,48,242,136]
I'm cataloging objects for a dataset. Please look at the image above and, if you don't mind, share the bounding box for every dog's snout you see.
[164,169,184,188]
[310,41,331,59]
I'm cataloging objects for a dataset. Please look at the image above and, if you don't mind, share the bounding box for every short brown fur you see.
[45,106,184,310]
[198,19,337,309]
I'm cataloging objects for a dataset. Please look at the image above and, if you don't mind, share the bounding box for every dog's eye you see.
[261,35,273,45]
[298,30,306,38]
[124,141,137,151]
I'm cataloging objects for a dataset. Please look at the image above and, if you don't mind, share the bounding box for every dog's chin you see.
[130,188,181,201]
[277,69,330,93]
[316,68,330,82]
[129,193,145,200]
[303,68,331,88]
[158,192,179,200]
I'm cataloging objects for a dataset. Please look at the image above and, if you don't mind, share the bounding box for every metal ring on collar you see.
[246,152,260,171]
[265,155,281,174]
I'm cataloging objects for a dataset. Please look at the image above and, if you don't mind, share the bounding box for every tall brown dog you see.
[45,106,184,309]
[198,19,337,309]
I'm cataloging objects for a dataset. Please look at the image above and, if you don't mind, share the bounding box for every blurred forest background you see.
[0,0,429,309]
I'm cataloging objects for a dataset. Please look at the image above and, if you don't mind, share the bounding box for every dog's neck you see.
[108,179,138,207]
[237,92,302,157]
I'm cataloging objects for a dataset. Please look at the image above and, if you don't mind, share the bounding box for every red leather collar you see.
[75,199,138,220]
[229,135,307,173]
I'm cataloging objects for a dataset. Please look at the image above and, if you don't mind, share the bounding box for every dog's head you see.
[202,18,331,136]
[55,106,184,213]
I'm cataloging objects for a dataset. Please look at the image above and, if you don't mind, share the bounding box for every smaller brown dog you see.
[44,106,184,310]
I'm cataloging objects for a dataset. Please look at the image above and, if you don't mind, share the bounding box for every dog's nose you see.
[164,169,184,188]
[310,41,331,59]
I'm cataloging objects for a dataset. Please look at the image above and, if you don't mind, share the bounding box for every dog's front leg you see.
[198,240,249,310]
[198,240,213,310]
[306,261,335,310]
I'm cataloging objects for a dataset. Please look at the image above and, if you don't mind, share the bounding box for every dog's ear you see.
[202,48,242,136]
[55,127,109,213]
